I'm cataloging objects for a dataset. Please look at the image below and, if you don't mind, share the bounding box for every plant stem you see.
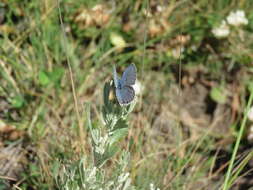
[222,91,253,190]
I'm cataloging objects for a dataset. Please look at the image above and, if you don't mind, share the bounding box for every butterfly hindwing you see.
[116,85,135,105]
[121,64,137,86]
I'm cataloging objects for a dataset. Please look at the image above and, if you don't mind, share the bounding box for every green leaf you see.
[109,128,128,146]
[210,87,227,104]
[48,67,64,83]
[95,145,119,167]
[51,160,60,178]
[86,104,99,144]
[38,71,50,86]
[115,119,128,129]
[106,145,119,160]
[103,81,111,107]
[11,95,25,108]
[247,81,253,93]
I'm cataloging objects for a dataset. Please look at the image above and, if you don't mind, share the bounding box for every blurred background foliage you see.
[0,0,253,189]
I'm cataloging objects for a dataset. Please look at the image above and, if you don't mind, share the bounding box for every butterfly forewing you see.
[121,64,137,86]
[116,86,135,105]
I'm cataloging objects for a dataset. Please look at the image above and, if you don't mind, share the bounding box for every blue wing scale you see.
[121,64,137,86]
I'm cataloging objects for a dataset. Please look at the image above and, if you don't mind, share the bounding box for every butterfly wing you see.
[121,64,137,86]
[116,85,135,105]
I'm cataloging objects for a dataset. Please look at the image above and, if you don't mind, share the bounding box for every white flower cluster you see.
[212,20,230,38]
[212,10,248,38]
[227,10,248,26]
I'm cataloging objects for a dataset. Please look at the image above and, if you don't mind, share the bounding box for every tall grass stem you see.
[222,91,253,190]
[57,0,85,154]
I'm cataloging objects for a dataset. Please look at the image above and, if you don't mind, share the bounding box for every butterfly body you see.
[113,64,137,105]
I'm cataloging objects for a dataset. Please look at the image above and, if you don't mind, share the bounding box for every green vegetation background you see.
[0,0,253,189]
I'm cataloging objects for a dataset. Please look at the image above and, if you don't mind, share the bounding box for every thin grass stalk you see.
[222,91,253,190]
[57,0,85,154]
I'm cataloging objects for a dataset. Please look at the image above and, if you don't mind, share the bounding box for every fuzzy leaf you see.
[109,128,128,146]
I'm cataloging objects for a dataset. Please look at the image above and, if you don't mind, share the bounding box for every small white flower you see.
[247,125,253,142]
[212,20,230,38]
[171,46,185,59]
[251,126,253,133]
[132,80,143,95]
[156,5,164,12]
[227,10,248,26]
[143,9,152,17]
[247,106,253,121]
[150,183,160,190]
[190,45,197,52]
[150,183,155,190]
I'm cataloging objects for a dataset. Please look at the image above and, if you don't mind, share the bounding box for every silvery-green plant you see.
[91,81,136,167]
[55,152,133,190]
[55,80,137,190]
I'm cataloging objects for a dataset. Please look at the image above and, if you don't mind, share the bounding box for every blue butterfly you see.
[113,64,137,105]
